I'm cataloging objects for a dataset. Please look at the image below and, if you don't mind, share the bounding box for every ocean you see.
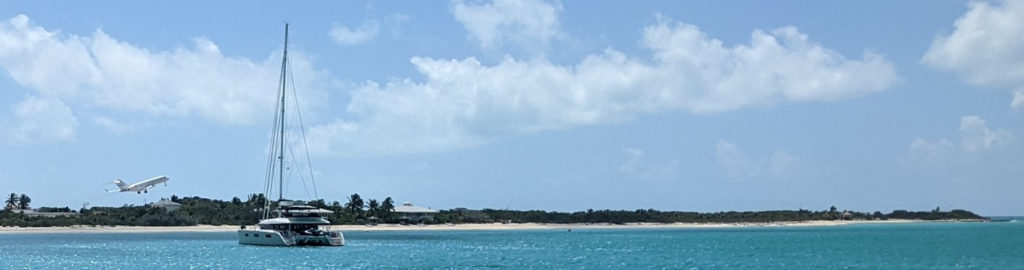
[1,221,1022,269]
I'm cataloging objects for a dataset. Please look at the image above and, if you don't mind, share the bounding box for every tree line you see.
[0,193,987,227]
[0,193,399,227]
[433,206,986,225]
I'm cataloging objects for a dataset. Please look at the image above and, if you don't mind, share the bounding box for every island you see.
[1,193,988,231]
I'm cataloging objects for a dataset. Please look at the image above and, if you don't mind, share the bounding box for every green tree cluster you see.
[4,193,31,211]
[328,194,395,224]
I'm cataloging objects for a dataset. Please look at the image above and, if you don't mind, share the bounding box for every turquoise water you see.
[1,222,1023,269]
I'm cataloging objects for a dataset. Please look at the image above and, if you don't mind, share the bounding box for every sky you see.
[1,1,1022,216]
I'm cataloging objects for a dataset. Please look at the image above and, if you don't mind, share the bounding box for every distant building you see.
[393,202,439,223]
[151,198,182,212]
[12,208,79,217]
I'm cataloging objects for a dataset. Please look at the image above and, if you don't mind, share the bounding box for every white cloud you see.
[908,116,1013,161]
[0,96,78,143]
[309,16,899,156]
[451,0,563,50]
[923,0,1024,108]
[958,115,1012,152]
[0,14,328,128]
[329,20,380,46]
[904,116,1021,182]
[715,140,797,179]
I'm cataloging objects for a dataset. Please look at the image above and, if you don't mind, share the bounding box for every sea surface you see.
[2,221,1023,269]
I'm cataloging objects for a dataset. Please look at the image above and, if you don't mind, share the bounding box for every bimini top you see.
[257,217,330,225]
[275,201,334,218]
[279,207,332,217]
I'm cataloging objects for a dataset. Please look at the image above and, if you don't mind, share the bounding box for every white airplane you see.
[107,175,170,194]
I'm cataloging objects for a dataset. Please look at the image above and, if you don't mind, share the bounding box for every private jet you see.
[107,175,170,194]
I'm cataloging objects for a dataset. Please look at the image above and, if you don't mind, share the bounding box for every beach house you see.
[393,202,439,224]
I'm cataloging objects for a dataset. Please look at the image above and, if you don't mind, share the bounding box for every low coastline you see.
[0,219,962,234]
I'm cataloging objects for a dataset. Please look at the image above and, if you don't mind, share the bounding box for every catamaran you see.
[238,24,344,246]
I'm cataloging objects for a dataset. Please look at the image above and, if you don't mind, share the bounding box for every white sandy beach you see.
[0,219,928,234]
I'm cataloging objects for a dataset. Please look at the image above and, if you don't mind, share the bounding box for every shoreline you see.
[0,219,968,234]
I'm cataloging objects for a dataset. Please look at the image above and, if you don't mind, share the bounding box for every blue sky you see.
[1,1,1022,215]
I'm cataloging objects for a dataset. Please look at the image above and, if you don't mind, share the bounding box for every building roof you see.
[393,202,439,213]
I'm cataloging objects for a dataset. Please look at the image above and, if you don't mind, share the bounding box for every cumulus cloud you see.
[923,0,1024,108]
[959,116,1012,151]
[0,14,328,128]
[908,116,1013,163]
[329,20,380,46]
[451,0,563,50]
[0,96,78,143]
[308,16,899,156]
[715,140,798,179]
[904,116,1021,182]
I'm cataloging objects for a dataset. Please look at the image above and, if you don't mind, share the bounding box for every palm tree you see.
[17,194,30,210]
[5,193,17,210]
[246,193,266,208]
[381,197,395,220]
[367,199,380,218]
[344,193,364,217]
[309,199,327,209]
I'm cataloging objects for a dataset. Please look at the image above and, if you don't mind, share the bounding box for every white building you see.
[11,208,79,217]
[393,202,439,223]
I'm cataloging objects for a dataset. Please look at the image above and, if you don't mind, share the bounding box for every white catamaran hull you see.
[238,229,344,246]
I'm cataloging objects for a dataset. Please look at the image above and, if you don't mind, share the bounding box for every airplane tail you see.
[112,179,128,191]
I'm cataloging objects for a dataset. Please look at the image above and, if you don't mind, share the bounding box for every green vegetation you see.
[433,207,987,224]
[0,193,988,227]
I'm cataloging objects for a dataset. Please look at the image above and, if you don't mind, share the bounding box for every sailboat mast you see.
[278,24,289,202]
